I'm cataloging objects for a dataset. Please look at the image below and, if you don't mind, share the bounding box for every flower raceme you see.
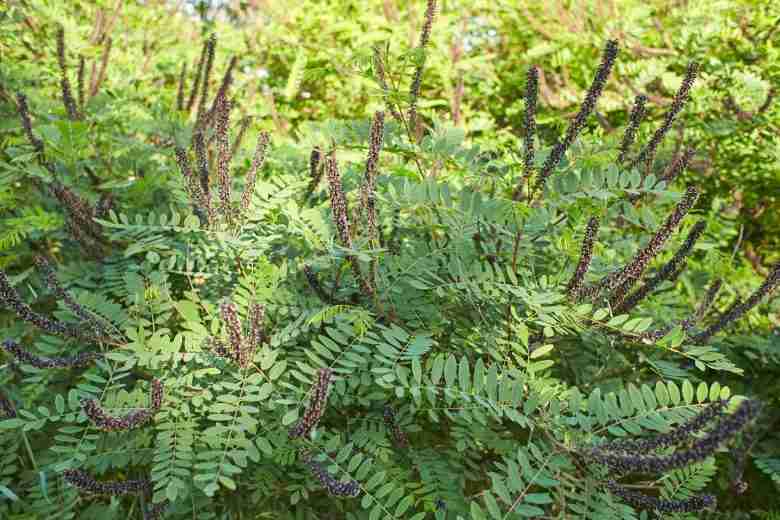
[289,368,333,439]
[63,469,151,496]
[302,451,360,497]
[81,379,163,432]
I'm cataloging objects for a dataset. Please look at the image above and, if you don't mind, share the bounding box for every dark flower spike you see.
[691,261,780,344]
[34,256,115,340]
[63,469,151,496]
[629,62,699,172]
[56,27,79,120]
[617,94,647,165]
[588,399,761,475]
[82,379,162,431]
[150,379,164,411]
[359,111,385,242]
[513,66,539,201]
[289,368,333,439]
[730,422,758,495]
[2,339,101,369]
[303,265,334,304]
[187,40,208,112]
[302,451,360,497]
[144,500,170,520]
[304,146,324,200]
[593,400,726,454]
[588,186,699,301]
[208,55,238,121]
[533,40,619,196]
[566,217,600,300]
[606,479,716,513]
[82,399,154,431]
[240,131,271,215]
[174,146,208,224]
[193,131,211,198]
[637,279,723,343]
[215,95,233,221]
[613,219,706,312]
[196,34,217,126]
[16,93,45,158]
[0,392,16,418]
[77,55,86,113]
[408,0,438,130]
[325,152,352,249]
[383,405,409,448]
[0,272,87,340]
[220,300,244,362]
[176,62,187,111]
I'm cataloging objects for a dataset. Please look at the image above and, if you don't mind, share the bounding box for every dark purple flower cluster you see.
[214,95,234,221]
[606,479,716,513]
[34,256,116,341]
[567,217,600,300]
[195,34,217,126]
[209,300,265,367]
[0,392,16,418]
[534,40,619,195]
[629,62,699,172]
[56,27,80,121]
[63,469,151,495]
[240,131,270,214]
[303,265,333,304]
[691,261,780,344]
[186,40,208,112]
[302,452,360,497]
[82,380,162,431]
[208,55,238,122]
[592,400,726,454]
[77,56,86,113]
[82,399,154,431]
[360,111,385,242]
[513,66,539,201]
[289,368,333,439]
[2,339,100,369]
[0,270,84,340]
[617,94,647,165]
[175,146,209,225]
[15,93,44,156]
[325,152,352,249]
[587,399,761,475]
[589,186,699,301]
[150,379,164,411]
[383,405,408,448]
[614,220,706,312]
[408,0,438,129]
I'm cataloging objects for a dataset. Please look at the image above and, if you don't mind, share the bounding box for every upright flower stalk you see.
[587,186,699,301]
[691,262,780,344]
[56,27,80,120]
[566,217,600,300]
[513,66,539,201]
[533,40,619,196]
[63,469,151,496]
[82,380,163,431]
[408,0,437,131]
[629,62,699,173]
[617,94,647,165]
[289,368,333,439]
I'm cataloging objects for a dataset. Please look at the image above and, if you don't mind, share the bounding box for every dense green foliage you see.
[0,1,778,519]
